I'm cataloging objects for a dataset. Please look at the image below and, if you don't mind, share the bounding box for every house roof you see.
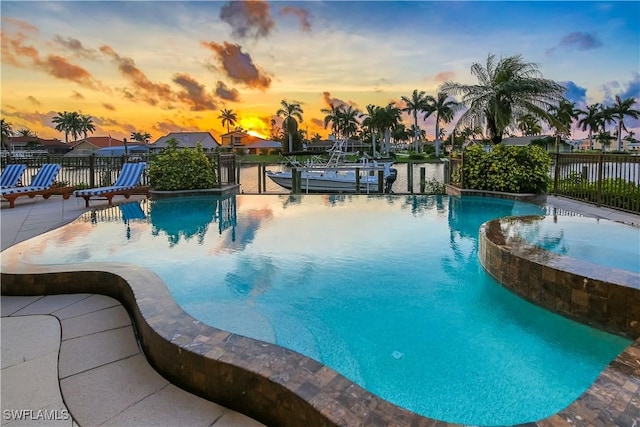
[70,136,125,149]
[243,138,282,149]
[501,135,548,146]
[9,136,66,148]
[151,132,220,149]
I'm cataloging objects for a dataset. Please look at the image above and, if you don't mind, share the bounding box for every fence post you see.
[553,153,560,195]
[262,164,267,192]
[291,167,298,194]
[596,153,604,206]
[407,161,413,193]
[355,167,360,194]
[89,154,96,188]
[257,163,262,193]
[460,153,464,189]
[420,167,426,193]
[377,170,383,193]
[443,159,450,185]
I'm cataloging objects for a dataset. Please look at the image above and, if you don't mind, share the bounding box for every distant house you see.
[68,136,126,156]
[7,136,69,155]
[307,137,369,153]
[150,132,220,153]
[219,131,282,154]
[501,135,575,152]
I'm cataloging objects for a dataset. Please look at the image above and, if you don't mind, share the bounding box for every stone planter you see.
[445,184,547,204]
[149,184,240,199]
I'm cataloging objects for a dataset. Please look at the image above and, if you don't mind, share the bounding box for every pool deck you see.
[1,193,639,426]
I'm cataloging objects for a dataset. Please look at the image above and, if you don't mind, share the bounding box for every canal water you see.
[237,162,445,194]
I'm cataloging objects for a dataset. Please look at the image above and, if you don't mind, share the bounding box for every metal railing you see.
[1,153,237,189]
[446,152,640,213]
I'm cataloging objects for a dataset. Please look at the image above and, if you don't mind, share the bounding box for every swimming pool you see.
[8,194,633,425]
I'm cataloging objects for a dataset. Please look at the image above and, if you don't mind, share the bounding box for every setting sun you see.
[238,116,271,140]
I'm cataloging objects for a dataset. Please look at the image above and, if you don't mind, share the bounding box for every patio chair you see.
[74,162,148,207]
[0,164,27,189]
[1,164,70,208]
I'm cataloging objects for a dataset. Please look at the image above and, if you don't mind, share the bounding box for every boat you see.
[266,140,397,193]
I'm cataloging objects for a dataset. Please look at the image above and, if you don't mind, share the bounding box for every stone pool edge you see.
[2,257,639,426]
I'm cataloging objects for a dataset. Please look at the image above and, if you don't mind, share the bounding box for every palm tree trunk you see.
[288,133,293,153]
[617,122,623,151]
[372,133,377,156]
[434,119,441,157]
[384,128,391,155]
[413,113,418,152]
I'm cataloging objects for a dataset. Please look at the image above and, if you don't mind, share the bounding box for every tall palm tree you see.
[597,103,616,134]
[338,105,361,139]
[401,89,430,151]
[1,119,14,153]
[595,130,614,152]
[517,114,542,136]
[79,114,96,140]
[378,103,401,155]
[276,100,303,152]
[608,96,640,151]
[548,99,578,138]
[441,53,565,144]
[426,92,461,156]
[577,103,603,150]
[17,128,36,137]
[321,103,343,138]
[360,104,383,155]
[218,109,238,134]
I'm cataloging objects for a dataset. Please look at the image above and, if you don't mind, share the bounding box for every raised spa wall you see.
[478,215,640,339]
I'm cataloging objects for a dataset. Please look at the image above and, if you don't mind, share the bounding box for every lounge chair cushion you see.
[1,164,27,189]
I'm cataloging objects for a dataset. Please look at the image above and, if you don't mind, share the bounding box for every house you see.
[219,131,281,154]
[150,132,220,153]
[306,137,370,153]
[501,135,575,152]
[7,136,70,155]
[68,136,126,156]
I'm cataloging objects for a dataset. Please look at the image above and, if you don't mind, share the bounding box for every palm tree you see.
[218,109,238,134]
[17,128,36,137]
[516,114,542,136]
[276,100,303,152]
[360,104,383,155]
[378,103,402,155]
[608,96,639,151]
[441,53,565,144]
[595,130,615,152]
[321,103,343,138]
[547,99,578,151]
[401,89,430,151]
[79,114,96,140]
[426,92,461,156]
[52,111,83,143]
[131,131,152,144]
[1,119,14,153]
[577,104,603,150]
[338,105,361,139]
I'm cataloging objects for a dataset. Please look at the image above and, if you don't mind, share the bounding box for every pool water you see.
[517,215,640,273]
[14,195,632,425]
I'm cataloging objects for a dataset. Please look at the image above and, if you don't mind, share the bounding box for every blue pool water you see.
[518,215,640,273]
[14,195,632,425]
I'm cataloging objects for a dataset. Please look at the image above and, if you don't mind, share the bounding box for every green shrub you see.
[463,144,551,193]
[148,139,216,190]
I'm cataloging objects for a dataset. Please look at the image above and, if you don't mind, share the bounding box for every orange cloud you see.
[53,35,98,59]
[434,71,455,82]
[201,41,271,90]
[322,91,357,109]
[71,91,84,99]
[102,103,115,111]
[26,96,41,106]
[219,0,274,40]
[280,6,311,32]
[36,55,102,90]
[172,73,218,111]
[2,17,38,34]
[100,45,175,106]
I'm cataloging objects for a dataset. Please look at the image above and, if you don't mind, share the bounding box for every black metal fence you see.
[446,153,640,213]
[1,153,237,189]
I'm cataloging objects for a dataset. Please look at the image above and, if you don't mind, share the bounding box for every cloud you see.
[311,118,323,128]
[1,17,38,34]
[26,96,41,106]
[201,41,271,90]
[1,30,41,67]
[102,103,115,111]
[172,73,218,111]
[322,91,355,109]
[100,45,175,106]
[547,32,602,55]
[153,119,190,136]
[215,81,240,102]
[280,6,311,32]
[601,73,640,106]
[71,91,84,100]
[53,35,98,59]
[620,72,640,100]
[219,0,274,40]
[434,71,455,82]
[560,81,587,107]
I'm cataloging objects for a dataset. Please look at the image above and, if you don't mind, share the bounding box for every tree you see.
[426,92,461,156]
[218,109,237,134]
[276,100,303,152]
[378,103,401,155]
[595,130,614,152]
[441,53,565,144]
[79,114,96,140]
[1,119,14,153]
[401,89,430,151]
[608,96,639,151]
[577,104,603,150]
[17,128,36,137]
[547,99,578,152]
[360,104,383,155]
[338,105,361,139]
[321,103,343,138]
[52,111,83,143]
[130,131,152,144]
[517,114,542,136]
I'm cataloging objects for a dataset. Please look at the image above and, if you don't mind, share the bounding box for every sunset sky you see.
[1,1,639,143]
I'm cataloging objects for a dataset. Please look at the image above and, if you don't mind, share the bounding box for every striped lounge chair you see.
[1,164,69,208]
[1,164,27,189]
[74,162,148,207]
